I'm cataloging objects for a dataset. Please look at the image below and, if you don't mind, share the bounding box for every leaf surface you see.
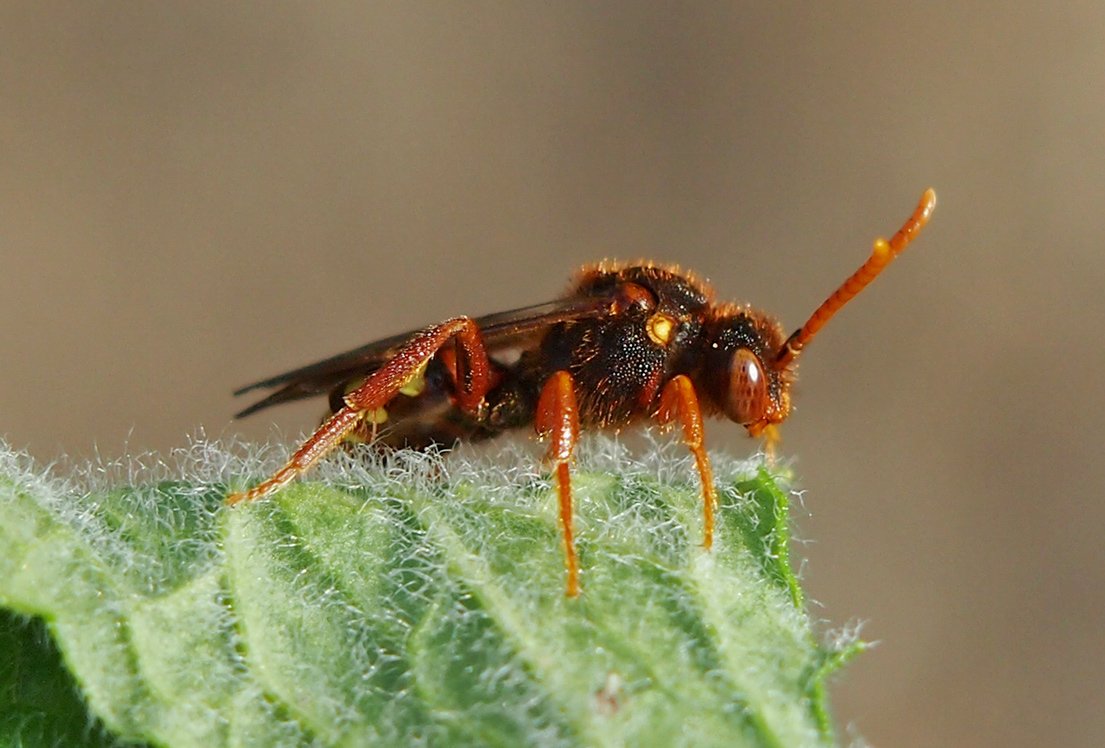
[0,440,859,747]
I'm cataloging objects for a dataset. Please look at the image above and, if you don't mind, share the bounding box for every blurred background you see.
[2,4,1103,746]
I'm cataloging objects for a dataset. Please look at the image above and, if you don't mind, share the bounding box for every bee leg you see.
[657,375,718,549]
[535,370,581,597]
[227,317,491,505]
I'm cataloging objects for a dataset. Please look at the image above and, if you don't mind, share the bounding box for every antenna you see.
[774,188,937,369]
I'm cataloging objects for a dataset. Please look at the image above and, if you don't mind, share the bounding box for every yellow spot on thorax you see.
[646,313,676,347]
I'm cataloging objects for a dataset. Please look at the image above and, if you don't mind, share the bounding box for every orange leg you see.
[227,317,491,505]
[657,375,718,549]
[535,370,581,597]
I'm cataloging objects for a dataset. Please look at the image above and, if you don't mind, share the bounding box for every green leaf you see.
[0,610,121,747]
[0,438,859,747]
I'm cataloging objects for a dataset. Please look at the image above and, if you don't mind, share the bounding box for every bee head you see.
[702,312,793,436]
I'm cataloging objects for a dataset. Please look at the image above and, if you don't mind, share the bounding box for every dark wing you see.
[233,290,618,418]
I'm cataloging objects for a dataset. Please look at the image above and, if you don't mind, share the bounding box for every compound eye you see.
[727,348,770,426]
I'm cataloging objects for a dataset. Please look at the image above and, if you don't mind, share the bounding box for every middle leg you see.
[535,370,582,597]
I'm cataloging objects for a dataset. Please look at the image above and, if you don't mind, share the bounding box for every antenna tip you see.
[920,188,937,219]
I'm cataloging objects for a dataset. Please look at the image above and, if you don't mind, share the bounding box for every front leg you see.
[656,374,719,549]
[227,317,491,505]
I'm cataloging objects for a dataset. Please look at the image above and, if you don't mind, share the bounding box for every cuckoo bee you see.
[229,189,936,596]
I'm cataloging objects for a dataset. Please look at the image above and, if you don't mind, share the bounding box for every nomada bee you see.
[229,189,937,596]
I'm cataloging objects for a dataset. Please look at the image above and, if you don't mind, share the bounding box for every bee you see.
[229,189,936,596]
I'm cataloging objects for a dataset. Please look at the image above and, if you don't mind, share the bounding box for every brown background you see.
[3,4,1103,746]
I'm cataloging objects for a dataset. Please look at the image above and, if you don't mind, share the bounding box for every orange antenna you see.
[774,188,937,369]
